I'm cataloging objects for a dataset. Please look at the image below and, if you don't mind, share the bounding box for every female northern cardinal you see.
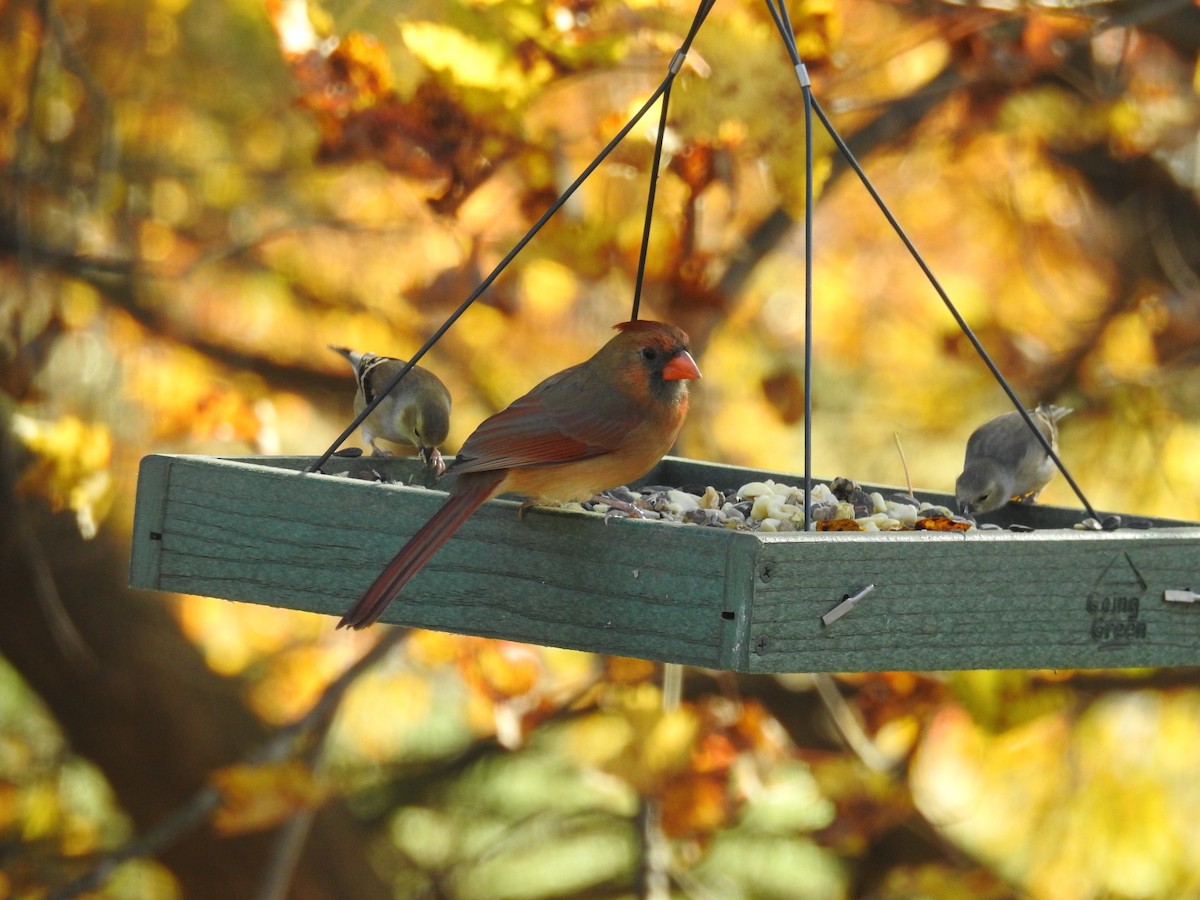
[339,320,701,629]
[328,345,452,475]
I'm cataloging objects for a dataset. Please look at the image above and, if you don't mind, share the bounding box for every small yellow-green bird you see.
[955,403,1072,515]
[329,345,452,475]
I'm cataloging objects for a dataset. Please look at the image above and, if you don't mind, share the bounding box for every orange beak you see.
[663,350,701,382]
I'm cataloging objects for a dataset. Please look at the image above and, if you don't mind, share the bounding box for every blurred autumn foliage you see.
[2,0,1200,897]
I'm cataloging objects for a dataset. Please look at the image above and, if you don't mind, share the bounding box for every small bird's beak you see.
[420,446,447,477]
[663,350,702,381]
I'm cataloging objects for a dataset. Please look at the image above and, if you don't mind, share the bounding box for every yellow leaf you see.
[564,710,636,769]
[642,707,701,775]
[469,641,542,700]
[399,21,550,102]
[519,258,579,319]
[1096,311,1158,382]
[406,629,468,668]
[210,760,326,835]
[12,413,114,538]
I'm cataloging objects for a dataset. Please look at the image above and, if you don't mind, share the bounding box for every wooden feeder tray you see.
[130,454,1200,673]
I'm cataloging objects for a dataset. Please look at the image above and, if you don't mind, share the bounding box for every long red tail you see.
[338,472,504,629]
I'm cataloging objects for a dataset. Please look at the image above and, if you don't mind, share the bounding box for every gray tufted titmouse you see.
[955,403,1072,515]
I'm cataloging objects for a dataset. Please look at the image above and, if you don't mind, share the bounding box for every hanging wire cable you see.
[807,96,1097,518]
[763,0,816,529]
[307,0,717,475]
[631,57,678,323]
[764,0,1095,520]
[632,0,717,321]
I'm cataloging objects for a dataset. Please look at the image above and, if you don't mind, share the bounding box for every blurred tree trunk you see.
[0,432,389,899]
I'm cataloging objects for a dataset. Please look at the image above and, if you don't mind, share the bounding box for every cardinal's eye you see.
[640,347,658,361]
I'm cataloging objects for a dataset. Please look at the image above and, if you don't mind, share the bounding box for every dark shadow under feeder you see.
[130,454,1200,673]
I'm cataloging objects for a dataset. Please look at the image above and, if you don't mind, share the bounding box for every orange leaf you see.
[692,732,738,774]
[817,518,862,531]
[604,656,657,684]
[915,517,972,532]
[659,773,731,839]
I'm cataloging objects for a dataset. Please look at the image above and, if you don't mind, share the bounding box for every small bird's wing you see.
[360,358,450,410]
[965,411,1044,461]
[360,356,406,405]
[452,363,635,475]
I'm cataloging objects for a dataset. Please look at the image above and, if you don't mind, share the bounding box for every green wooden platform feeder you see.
[129,453,1200,673]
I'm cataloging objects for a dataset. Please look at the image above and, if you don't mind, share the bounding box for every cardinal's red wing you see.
[451,363,636,475]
